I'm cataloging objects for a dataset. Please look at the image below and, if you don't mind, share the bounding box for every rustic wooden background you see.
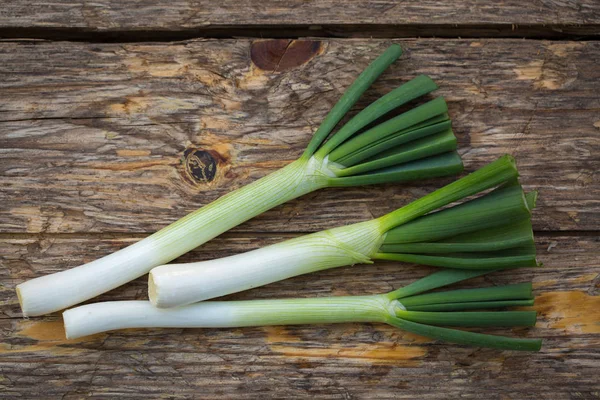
[1,2,599,399]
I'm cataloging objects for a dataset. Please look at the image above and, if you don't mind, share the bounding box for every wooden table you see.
[1,2,599,398]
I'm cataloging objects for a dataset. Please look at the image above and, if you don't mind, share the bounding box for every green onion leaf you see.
[384,181,531,244]
[386,317,542,351]
[378,155,519,232]
[315,75,439,158]
[328,151,464,187]
[303,44,403,158]
[406,299,535,312]
[334,129,457,177]
[329,97,449,162]
[399,283,533,307]
[380,220,534,254]
[337,117,452,167]
[395,310,538,327]
[374,247,537,269]
[387,269,492,300]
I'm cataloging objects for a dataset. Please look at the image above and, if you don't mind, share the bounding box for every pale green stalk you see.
[65,270,542,351]
[149,220,385,307]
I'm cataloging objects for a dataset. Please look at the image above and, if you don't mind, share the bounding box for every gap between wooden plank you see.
[0,231,596,240]
[1,24,600,43]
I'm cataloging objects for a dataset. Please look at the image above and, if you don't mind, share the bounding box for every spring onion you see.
[17,44,465,317]
[64,269,542,351]
[149,155,538,308]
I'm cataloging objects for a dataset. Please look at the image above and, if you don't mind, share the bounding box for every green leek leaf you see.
[387,317,542,351]
[399,283,533,307]
[406,299,535,312]
[395,310,538,327]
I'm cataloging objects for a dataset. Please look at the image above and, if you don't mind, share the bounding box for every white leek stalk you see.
[64,269,543,351]
[64,296,391,339]
[17,44,464,316]
[17,158,330,316]
[149,220,384,307]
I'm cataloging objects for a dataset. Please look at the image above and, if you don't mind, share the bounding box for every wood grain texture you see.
[1,39,599,234]
[0,234,598,398]
[1,0,599,32]
[1,30,599,398]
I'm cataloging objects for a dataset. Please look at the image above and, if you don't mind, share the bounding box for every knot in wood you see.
[250,39,323,72]
[183,148,218,183]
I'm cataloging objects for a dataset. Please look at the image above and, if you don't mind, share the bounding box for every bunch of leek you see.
[17,44,464,317]
[149,155,538,308]
[64,269,542,351]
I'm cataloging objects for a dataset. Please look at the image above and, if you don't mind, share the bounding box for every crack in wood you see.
[0,231,596,240]
[1,24,599,43]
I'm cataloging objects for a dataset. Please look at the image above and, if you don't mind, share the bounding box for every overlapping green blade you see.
[385,272,540,350]
[399,283,533,307]
[329,97,449,163]
[375,244,537,270]
[380,220,534,254]
[373,171,537,270]
[387,269,492,300]
[316,75,439,158]
[334,129,457,177]
[328,151,463,187]
[387,317,542,351]
[377,155,519,232]
[406,299,534,312]
[395,310,537,327]
[336,117,451,167]
[303,44,403,158]
[384,182,531,245]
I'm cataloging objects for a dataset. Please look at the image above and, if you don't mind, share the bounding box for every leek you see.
[149,155,538,308]
[63,269,542,351]
[17,44,464,317]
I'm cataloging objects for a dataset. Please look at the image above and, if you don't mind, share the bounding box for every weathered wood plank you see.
[1,39,598,233]
[1,0,599,35]
[1,8,598,397]
[0,233,598,398]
